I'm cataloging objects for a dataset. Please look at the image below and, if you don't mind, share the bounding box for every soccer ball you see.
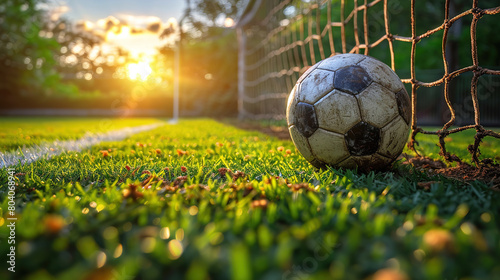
[286,54,411,171]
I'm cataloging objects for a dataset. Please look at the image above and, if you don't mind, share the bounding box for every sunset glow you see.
[127,61,152,80]
[106,25,132,41]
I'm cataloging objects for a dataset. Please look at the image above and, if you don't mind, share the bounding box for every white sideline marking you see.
[0,122,165,168]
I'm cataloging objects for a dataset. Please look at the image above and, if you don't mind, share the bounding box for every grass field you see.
[0,117,161,152]
[1,117,500,280]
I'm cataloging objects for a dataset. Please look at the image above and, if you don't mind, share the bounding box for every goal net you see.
[236,0,500,165]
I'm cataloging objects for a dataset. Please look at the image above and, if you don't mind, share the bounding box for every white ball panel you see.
[371,153,394,167]
[289,125,316,162]
[315,90,361,134]
[379,116,410,159]
[338,154,393,171]
[297,69,335,104]
[308,128,349,164]
[358,57,403,92]
[336,156,357,169]
[286,86,298,126]
[349,155,374,169]
[296,64,319,85]
[317,53,367,71]
[357,83,398,128]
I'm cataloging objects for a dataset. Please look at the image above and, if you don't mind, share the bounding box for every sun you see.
[127,61,152,81]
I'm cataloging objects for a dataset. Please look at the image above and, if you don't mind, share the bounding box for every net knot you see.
[443,19,453,29]
[473,66,486,76]
[472,7,485,18]
[437,129,450,138]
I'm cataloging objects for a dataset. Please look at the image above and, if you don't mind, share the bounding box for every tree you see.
[47,18,133,79]
[189,0,245,33]
[0,0,135,98]
[0,0,60,96]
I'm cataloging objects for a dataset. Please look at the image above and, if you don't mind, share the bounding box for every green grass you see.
[1,118,500,280]
[0,117,162,152]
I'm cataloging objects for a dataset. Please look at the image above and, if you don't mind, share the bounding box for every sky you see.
[49,0,186,58]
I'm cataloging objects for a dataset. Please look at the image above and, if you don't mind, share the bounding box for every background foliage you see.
[0,0,60,97]
[0,0,499,120]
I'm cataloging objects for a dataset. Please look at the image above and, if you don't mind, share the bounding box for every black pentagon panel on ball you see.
[345,121,380,156]
[395,89,411,125]
[294,102,319,138]
[334,66,372,95]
